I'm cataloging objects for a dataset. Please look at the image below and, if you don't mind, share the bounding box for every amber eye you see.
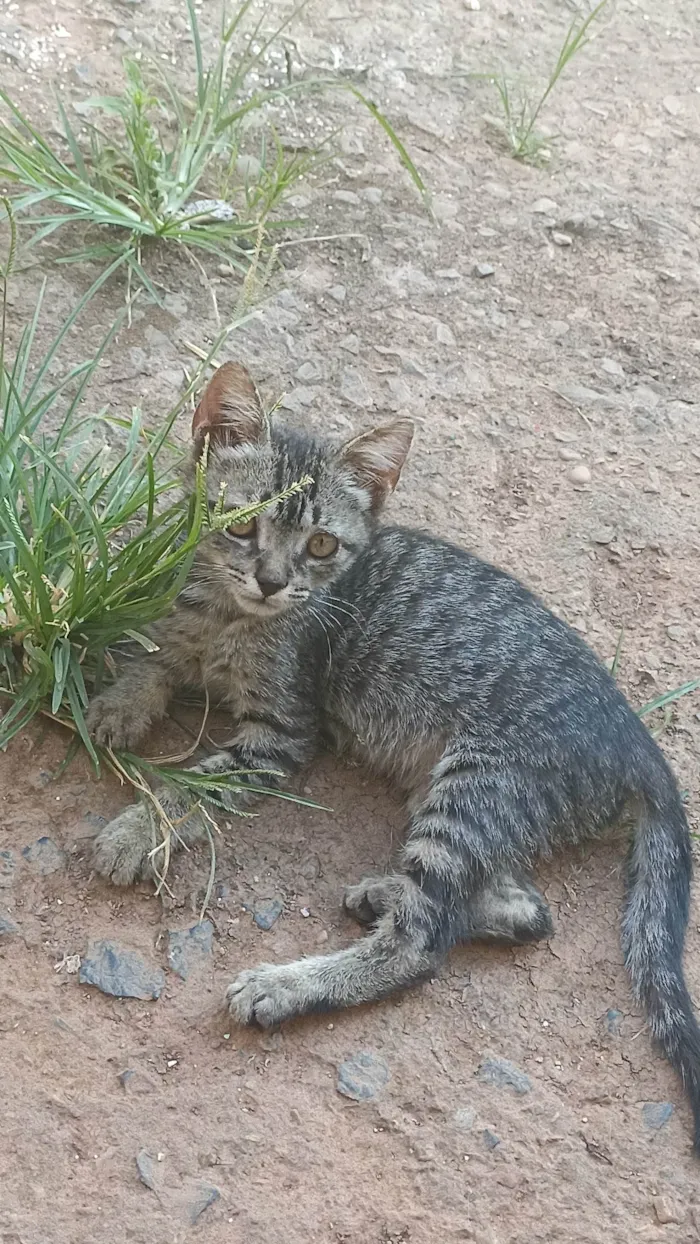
[307,532,338,559]
[226,517,256,538]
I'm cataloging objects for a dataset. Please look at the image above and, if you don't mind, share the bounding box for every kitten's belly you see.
[326,711,445,797]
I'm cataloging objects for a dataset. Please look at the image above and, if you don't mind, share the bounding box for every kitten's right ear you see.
[192,362,268,452]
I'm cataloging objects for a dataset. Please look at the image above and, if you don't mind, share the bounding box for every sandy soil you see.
[1,1,700,1241]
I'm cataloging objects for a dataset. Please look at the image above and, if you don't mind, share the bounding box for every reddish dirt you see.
[1,1,700,1242]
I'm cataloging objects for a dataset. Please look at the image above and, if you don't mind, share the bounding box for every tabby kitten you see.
[88,363,700,1150]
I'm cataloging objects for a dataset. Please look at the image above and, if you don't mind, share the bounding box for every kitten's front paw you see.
[92,804,156,886]
[87,692,148,751]
[226,964,309,1027]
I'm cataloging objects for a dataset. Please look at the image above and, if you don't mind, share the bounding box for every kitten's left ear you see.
[339,418,414,510]
[192,362,268,452]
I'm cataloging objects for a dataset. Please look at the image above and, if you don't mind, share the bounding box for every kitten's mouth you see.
[233,590,293,619]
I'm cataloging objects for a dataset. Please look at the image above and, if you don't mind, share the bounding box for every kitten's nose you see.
[255,570,287,598]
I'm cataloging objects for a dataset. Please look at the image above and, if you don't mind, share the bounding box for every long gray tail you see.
[622,790,700,1151]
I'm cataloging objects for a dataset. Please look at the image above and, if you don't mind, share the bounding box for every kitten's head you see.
[185,362,413,619]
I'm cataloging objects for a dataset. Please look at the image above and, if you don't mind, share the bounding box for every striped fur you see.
[88,364,700,1151]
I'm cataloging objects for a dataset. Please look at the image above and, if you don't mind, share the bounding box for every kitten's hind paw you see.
[226,963,312,1028]
[343,875,406,925]
[92,804,156,886]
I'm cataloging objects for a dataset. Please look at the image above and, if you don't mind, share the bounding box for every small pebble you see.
[337,1051,390,1101]
[482,1129,501,1150]
[454,1107,476,1131]
[79,940,164,1000]
[188,1184,221,1225]
[0,850,16,890]
[328,285,347,304]
[558,447,582,462]
[532,197,559,214]
[653,1195,685,1226]
[0,912,18,937]
[333,189,361,206]
[136,1149,159,1192]
[253,899,283,931]
[167,921,214,980]
[22,836,65,875]
[119,1069,157,1095]
[476,1057,532,1095]
[472,262,495,278]
[551,232,573,247]
[603,1008,623,1035]
[569,464,591,485]
[642,1101,674,1131]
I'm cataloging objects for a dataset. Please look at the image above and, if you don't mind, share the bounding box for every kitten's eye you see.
[307,532,338,559]
[227,517,256,538]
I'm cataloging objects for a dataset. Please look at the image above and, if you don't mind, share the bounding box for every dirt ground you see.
[1,0,700,1241]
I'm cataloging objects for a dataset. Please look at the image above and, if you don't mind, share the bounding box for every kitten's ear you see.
[192,362,268,451]
[339,418,414,510]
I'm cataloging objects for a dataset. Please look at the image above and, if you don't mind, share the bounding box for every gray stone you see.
[79,939,164,1000]
[0,911,18,936]
[361,187,383,205]
[22,836,65,875]
[436,323,456,346]
[136,1149,158,1191]
[188,1183,220,1225]
[454,1107,476,1131]
[532,197,559,214]
[253,900,283,931]
[167,921,214,980]
[601,356,625,379]
[119,1068,157,1095]
[476,1057,532,1095]
[295,361,321,383]
[73,61,96,85]
[482,1128,501,1149]
[337,1051,390,1101]
[328,284,347,304]
[472,262,495,278]
[551,231,573,247]
[340,368,372,408]
[333,189,361,206]
[0,850,16,888]
[592,527,616,546]
[642,1101,674,1131]
[603,1008,623,1035]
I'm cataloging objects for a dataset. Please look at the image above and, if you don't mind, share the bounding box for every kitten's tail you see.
[622,784,700,1151]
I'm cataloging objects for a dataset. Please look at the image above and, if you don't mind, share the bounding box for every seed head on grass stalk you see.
[0,0,429,297]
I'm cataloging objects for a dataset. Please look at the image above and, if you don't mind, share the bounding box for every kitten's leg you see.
[344,869,553,944]
[94,709,318,886]
[87,661,174,751]
[93,751,238,885]
[227,752,557,1027]
[227,873,439,1027]
[464,871,553,944]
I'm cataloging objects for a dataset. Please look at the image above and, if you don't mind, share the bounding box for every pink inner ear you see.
[191,362,264,445]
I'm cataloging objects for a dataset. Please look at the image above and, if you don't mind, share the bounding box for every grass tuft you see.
[476,0,609,164]
[0,0,428,293]
[0,203,314,845]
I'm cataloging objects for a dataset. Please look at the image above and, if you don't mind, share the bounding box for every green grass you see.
[0,204,311,826]
[0,0,428,296]
[476,0,609,164]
